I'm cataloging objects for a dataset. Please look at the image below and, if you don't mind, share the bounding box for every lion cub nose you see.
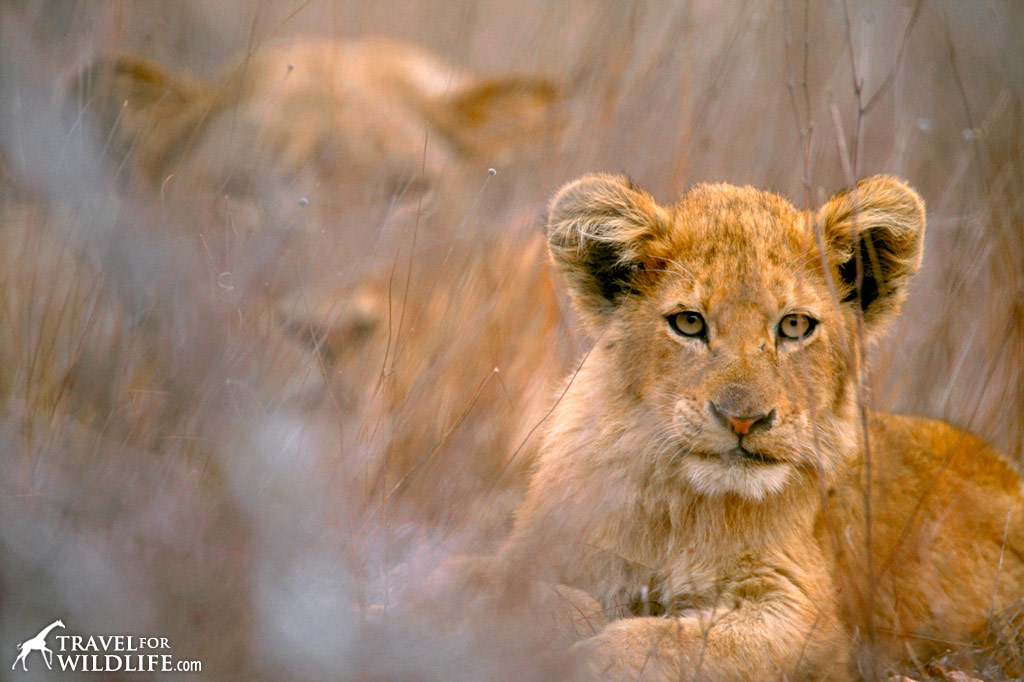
[710,403,776,436]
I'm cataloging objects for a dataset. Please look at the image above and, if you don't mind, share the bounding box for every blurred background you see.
[1,1,1021,679]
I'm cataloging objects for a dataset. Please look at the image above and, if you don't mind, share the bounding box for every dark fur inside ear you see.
[547,174,667,327]
[819,175,926,331]
[584,240,645,301]
[838,236,881,311]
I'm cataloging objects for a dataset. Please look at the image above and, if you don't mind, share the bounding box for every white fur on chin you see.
[682,456,792,501]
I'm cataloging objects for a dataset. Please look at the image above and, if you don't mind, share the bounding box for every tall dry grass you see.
[1,1,1021,680]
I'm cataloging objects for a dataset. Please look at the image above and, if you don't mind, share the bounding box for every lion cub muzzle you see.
[709,401,776,436]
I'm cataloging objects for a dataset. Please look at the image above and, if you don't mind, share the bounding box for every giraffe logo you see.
[11,619,64,672]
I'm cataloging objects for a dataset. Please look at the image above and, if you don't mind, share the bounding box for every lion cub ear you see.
[547,174,669,329]
[818,175,926,333]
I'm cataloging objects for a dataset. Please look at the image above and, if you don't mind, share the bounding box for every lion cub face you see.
[548,174,925,500]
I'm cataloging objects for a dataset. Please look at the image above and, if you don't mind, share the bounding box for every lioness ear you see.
[429,77,559,162]
[67,55,211,182]
[547,174,669,328]
[818,175,925,332]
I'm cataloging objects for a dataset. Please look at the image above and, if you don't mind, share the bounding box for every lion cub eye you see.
[778,313,817,340]
[667,311,706,338]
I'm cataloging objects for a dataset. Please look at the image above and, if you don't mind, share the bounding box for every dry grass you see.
[1,1,1021,680]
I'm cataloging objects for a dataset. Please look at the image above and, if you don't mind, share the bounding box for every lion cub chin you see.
[494,174,1024,681]
[681,452,792,501]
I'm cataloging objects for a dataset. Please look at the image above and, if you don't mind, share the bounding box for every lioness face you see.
[68,38,561,391]
[548,174,925,500]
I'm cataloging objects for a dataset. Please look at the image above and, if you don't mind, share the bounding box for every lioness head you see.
[547,174,925,500]
[68,39,558,217]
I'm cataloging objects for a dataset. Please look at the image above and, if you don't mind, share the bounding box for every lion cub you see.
[500,174,1024,680]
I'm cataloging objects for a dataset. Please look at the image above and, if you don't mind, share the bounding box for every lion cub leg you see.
[573,561,850,681]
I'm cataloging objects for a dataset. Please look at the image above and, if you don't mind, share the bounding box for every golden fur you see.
[69,38,557,213]
[49,40,565,527]
[496,174,1024,680]
[68,37,560,383]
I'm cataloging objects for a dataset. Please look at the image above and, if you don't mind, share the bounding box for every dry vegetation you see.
[1,1,1022,680]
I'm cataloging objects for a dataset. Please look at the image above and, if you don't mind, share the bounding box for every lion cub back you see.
[831,412,1024,668]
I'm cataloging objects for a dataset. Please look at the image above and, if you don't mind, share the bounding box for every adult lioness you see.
[57,38,565,525]
[501,174,1024,680]
[68,37,560,376]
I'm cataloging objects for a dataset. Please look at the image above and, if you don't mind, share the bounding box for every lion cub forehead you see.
[667,183,805,257]
[653,183,814,302]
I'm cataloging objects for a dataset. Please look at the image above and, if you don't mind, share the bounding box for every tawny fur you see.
[43,40,565,528]
[67,37,561,407]
[69,38,557,211]
[497,174,1024,681]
